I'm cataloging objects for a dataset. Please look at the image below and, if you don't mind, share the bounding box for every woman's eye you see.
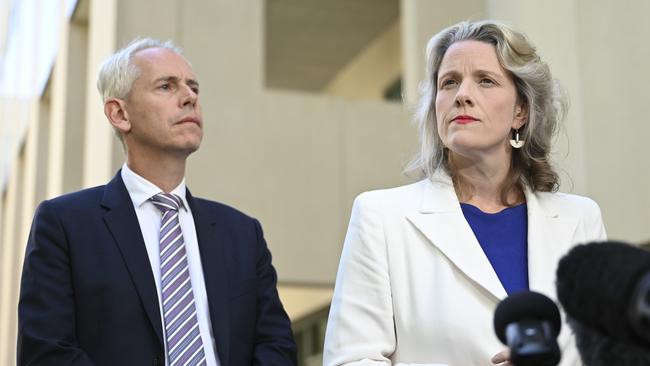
[440,79,457,88]
[480,78,495,86]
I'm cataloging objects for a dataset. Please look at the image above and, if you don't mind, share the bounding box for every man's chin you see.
[182,143,201,155]
[181,135,202,151]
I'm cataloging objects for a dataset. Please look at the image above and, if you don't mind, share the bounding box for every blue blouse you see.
[460,203,529,295]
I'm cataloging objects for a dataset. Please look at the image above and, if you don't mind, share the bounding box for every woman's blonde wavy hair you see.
[405,20,567,204]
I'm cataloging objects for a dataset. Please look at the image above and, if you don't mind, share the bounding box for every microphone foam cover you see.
[494,291,561,344]
[556,241,650,341]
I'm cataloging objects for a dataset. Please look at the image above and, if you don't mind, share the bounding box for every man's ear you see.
[104,98,131,134]
[513,103,528,130]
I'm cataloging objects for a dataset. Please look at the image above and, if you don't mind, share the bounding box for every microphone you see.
[493,291,562,366]
[556,241,650,365]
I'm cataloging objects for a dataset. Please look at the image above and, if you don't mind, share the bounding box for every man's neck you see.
[126,155,187,193]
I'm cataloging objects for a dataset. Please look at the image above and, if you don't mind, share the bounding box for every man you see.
[17,38,297,365]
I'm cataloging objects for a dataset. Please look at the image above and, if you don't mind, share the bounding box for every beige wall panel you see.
[116,0,178,45]
[341,101,417,206]
[0,196,3,286]
[35,98,51,204]
[325,20,402,100]
[188,90,345,283]
[179,0,264,97]
[20,102,40,247]
[47,24,69,198]
[576,0,650,243]
[62,22,88,194]
[0,152,23,366]
[5,102,41,366]
[84,0,118,187]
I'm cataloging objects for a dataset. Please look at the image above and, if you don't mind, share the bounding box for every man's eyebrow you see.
[187,79,199,88]
[152,76,199,87]
[152,76,179,84]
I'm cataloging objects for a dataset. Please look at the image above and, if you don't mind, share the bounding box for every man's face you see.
[122,47,203,158]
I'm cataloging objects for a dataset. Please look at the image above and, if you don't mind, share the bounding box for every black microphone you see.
[556,241,650,365]
[494,291,562,366]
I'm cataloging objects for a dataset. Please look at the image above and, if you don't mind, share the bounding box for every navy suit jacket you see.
[17,171,297,365]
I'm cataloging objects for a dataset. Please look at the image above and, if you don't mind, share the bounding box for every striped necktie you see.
[150,193,207,366]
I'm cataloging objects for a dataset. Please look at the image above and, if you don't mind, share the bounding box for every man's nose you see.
[180,85,198,107]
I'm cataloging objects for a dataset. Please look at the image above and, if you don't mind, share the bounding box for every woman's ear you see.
[104,98,131,134]
[513,103,528,130]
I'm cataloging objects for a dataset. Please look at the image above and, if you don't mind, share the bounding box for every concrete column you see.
[0,191,3,363]
[574,0,650,243]
[0,152,22,366]
[61,21,88,194]
[83,0,117,187]
[46,13,70,198]
[400,0,484,107]
[485,0,587,195]
[3,102,41,366]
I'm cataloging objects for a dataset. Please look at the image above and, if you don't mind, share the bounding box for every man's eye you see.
[159,84,171,90]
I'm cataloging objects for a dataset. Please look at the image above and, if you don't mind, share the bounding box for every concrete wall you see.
[109,0,416,282]
[575,0,650,244]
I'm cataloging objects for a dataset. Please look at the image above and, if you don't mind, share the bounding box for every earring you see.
[510,129,525,149]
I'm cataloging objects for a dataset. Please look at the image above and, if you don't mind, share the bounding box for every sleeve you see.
[251,219,298,365]
[585,198,607,241]
[323,194,448,366]
[17,200,95,366]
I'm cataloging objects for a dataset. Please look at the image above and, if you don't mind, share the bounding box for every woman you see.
[323,20,606,366]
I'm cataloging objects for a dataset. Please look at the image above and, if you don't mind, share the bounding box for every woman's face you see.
[435,40,526,162]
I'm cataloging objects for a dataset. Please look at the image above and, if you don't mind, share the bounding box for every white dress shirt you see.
[121,164,220,366]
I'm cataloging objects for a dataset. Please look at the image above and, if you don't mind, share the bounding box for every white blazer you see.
[323,173,607,366]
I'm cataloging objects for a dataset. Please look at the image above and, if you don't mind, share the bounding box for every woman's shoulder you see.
[534,190,602,216]
[353,179,431,210]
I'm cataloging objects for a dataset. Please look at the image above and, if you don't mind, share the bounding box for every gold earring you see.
[510,129,525,149]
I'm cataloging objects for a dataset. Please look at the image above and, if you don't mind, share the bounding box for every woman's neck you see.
[449,153,524,213]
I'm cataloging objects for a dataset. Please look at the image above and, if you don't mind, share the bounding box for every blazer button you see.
[153,355,164,366]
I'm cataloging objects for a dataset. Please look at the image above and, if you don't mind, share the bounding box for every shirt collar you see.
[121,163,188,211]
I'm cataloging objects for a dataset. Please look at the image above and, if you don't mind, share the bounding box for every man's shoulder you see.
[190,196,258,224]
[41,185,108,210]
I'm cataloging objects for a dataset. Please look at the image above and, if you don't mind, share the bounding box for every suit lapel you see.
[100,171,163,345]
[406,175,580,302]
[525,190,579,300]
[406,175,507,300]
[186,191,231,366]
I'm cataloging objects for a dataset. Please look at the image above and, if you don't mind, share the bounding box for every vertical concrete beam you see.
[485,0,587,194]
[83,0,117,187]
[400,0,484,107]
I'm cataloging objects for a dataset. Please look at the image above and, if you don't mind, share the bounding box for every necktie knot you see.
[150,193,182,213]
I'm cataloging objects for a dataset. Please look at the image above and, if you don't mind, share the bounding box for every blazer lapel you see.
[525,190,579,300]
[100,171,163,345]
[186,191,231,365]
[406,174,507,300]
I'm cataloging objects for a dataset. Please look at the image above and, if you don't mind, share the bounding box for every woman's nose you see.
[454,82,474,107]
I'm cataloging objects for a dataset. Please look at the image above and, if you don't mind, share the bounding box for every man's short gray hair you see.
[97,37,183,101]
